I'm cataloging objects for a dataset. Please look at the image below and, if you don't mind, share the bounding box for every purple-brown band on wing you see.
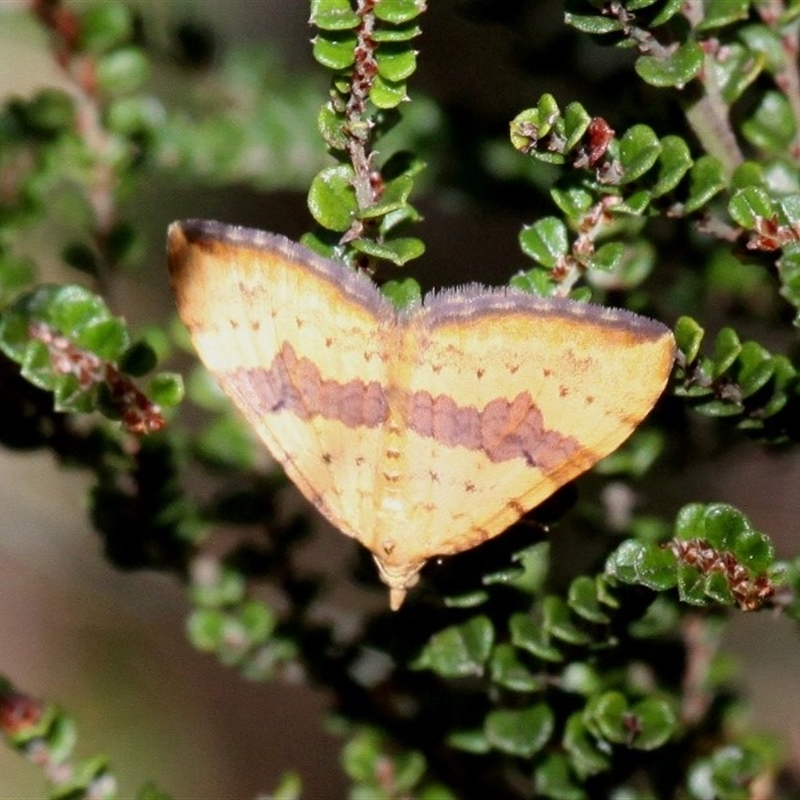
[223,342,582,466]
[408,390,581,468]
[230,342,389,427]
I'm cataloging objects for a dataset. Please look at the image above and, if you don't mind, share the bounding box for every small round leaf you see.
[308,165,358,231]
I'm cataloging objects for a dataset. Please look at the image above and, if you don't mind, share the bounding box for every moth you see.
[168,219,675,609]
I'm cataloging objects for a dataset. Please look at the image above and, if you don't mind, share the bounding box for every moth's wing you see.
[168,220,396,540]
[377,289,675,570]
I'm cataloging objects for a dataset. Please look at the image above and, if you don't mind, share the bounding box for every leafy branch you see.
[307,0,427,279]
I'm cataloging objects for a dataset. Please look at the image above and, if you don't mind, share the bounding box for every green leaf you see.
[48,285,112,338]
[674,315,704,362]
[696,0,751,30]
[308,165,358,231]
[628,697,677,750]
[78,317,128,360]
[560,662,602,697]
[380,202,423,234]
[310,0,360,30]
[489,644,545,693]
[613,189,652,215]
[374,0,426,24]
[119,340,158,376]
[0,253,34,306]
[238,599,277,644]
[359,175,414,218]
[687,744,766,800]
[728,186,773,229]
[508,541,551,595]
[381,150,427,181]
[563,713,611,779]
[509,108,540,153]
[267,772,303,800]
[318,102,346,149]
[376,44,417,82]
[739,24,786,75]
[79,2,134,52]
[635,41,704,88]
[482,561,525,588]
[370,74,408,108]
[742,91,797,154]
[564,13,623,35]
[47,712,79,763]
[390,750,427,794]
[692,398,744,418]
[563,102,592,150]
[712,42,764,104]
[778,246,800,314]
[700,503,748,549]
[589,241,625,272]
[629,595,681,639]
[95,47,150,95]
[551,186,593,220]
[148,372,184,407]
[519,217,568,267]
[509,612,563,662]
[380,277,422,307]
[543,596,591,645]
[731,160,766,191]
[351,236,424,265]
[106,95,167,137]
[588,691,630,744]
[734,525,775,573]
[597,427,666,478]
[372,23,422,43]
[567,576,611,624]
[733,341,772,398]
[195,415,258,471]
[17,342,59,392]
[591,238,655,290]
[413,616,494,677]
[443,589,489,608]
[780,195,800,225]
[186,608,226,651]
[188,563,246,608]
[712,327,741,378]
[446,728,490,754]
[617,125,662,184]
[485,705,554,757]
[312,31,357,70]
[704,570,736,605]
[509,97,571,163]
[531,94,560,137]
[509,268,556,297]
[342,729,384,783]
[684,155,726,214]
[18,89,75,134]
[534,753,586,800]
[55,374,94,413]
[35,306,87,351]
[651,135,693,197]
[649,0,684,26]
[606,540,678,591]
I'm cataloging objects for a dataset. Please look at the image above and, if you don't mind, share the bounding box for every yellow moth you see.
[168,219,675,609]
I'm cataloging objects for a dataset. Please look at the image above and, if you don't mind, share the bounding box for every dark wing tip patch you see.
[168,219,394,322]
